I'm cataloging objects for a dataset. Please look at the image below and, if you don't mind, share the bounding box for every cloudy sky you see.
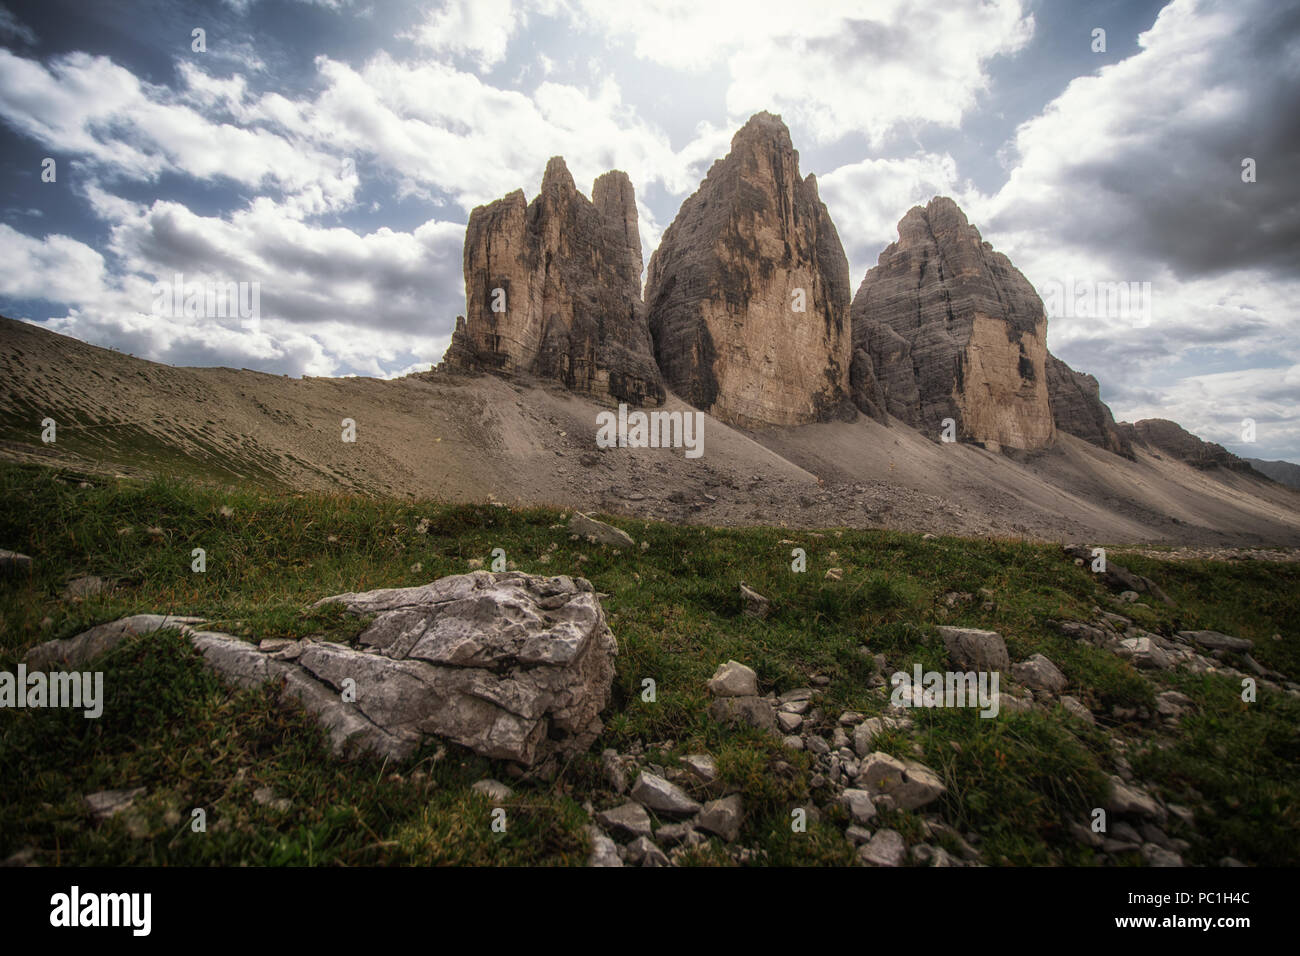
[1,0,1297,461]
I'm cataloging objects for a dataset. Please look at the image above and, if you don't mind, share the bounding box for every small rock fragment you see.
[631,772,702,816]
[708,660,759,697]
[680,754,717,783]
[1106,776,1166,822]
[596,802,654,839]
[738,583,771,618]
[859,828,907,867]
[709,696,776,733]
[0,550,32,576]
[937,626,1010,671]
[840,789,878,825]
[63,575,106,600]
[776,711,803,733]
[569,513,635,549]
[84,788,146,821]
[628,836,669,866]
[697,794,744,842]
[470,779,514,802]
[1012,653,1068,694]
[1178,630,1253,653]
[585,825,623,867]
[1059,695,1096,724]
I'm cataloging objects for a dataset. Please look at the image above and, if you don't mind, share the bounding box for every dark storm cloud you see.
[1175,315,1272,345]
[0,4,37,45]
[991,0,1300,283]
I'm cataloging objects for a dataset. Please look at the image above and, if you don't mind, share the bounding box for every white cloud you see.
[973,0,1300,456]
[0,186,465,379]
[0,224,108,304]
[298,53,721,210]
[404,0,526,70]
[819,152,983,288]
[560,0,1034,145]
[1121,364,1300,461]
[384,358,438,379]
[0,51,354,217]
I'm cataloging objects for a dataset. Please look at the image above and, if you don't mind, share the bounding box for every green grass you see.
[1,460,1297,866]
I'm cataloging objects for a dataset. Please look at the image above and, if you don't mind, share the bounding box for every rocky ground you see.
[6,498,1295,868]
[577,550,1294,867]
[14,579,1285,868]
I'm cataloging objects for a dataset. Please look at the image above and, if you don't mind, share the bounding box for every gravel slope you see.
[3,316,1297,546]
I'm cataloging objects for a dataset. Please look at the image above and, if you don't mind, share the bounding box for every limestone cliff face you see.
[644,112,852,427]
[850,197,1055,451]
[1045,353,1134,457]
[441,158,664,406]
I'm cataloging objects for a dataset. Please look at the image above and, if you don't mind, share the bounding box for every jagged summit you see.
[849,196,1056,451]
[644,111,853,427]
[729,110,794,148]
[437,124,1223,476]
[540,155,575,191]
[849,195,1134,458]
[592,169,642,278]
[441,156,663,406]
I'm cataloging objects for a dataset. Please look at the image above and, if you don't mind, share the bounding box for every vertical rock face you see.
[442,158,664,406]
[644,112,853,427]
[1045,353,1134,457]
[592,170,642,277]
[850,197,1056,451]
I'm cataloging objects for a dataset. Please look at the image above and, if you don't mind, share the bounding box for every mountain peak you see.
[850,194,1054,449]
[540,155,575,195]
[645,112,851,426]
[442,157,662,406]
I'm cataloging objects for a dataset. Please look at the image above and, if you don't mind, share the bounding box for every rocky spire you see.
[644,112,853,427]
[850,197,1057,451]
[441,157,664,407]
[593,170,642,279]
